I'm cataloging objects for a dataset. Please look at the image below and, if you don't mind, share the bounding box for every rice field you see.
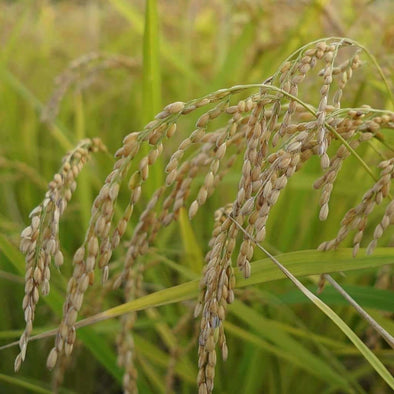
[0,1,393,393]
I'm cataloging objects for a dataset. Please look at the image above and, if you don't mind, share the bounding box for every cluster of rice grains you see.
[16,38,393,393]
[15,138,106,372]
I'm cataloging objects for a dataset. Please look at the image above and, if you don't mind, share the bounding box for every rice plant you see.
[7,36,393,394]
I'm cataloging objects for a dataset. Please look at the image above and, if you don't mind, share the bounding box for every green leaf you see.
[300,287,394,389]
[70,248,393,328]
[134,334,196,383]
[142,0,163,190]
[279,285,394,313]
[245,244,394,390]
[78,327,123,382]
[0,373,53,394]
[142,0,161,123]
[0,234,25,275]
[137,356,166,394]
[178,208,204,273]
[229,301,352,389]
[238,248,394,288]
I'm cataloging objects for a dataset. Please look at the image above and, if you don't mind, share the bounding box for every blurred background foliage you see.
[0,0,393,393]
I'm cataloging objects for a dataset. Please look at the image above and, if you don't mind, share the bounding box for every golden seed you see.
[197,187,208,206]
[196,113,210,128]
[46,348,58,370]
[166,123,177,138]
[189,201,199,219]
[64,343,74,356]
[166,169,178,186]
[87,236,99,257]
[280,61,292,73]
[14,353,23,372]
[132,186,142,203]
[320,153,330,169]
[319,204,329,221]
[182,105,196,114]
[199,383,208,394]
[164,101,185,114]
[85,250,97,271]
[190,128,205,143]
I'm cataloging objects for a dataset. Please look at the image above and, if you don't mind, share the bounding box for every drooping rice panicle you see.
[15,38,394,394]
[16,138,106,371]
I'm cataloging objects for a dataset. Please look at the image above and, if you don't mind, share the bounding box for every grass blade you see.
[3,247,391,349]
[142,0,161,123]
[142,0,163,190]
[230,217,394,390]
[0,374,53,394]
[323,274,394,348]
[178,208,204,273]
[278,285,394,313]
[229,302,353,389]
